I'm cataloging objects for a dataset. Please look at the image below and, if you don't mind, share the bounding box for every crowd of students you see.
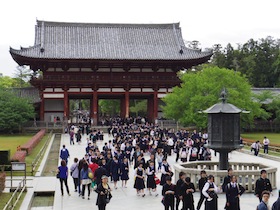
[57,117,279,210]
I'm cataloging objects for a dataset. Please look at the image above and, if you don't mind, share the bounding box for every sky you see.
[1,0,279,76]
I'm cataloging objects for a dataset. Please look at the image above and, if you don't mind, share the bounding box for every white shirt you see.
[134,168,145,177]
[120,143,126,151]
[167,138,174,146]
[202,133,208,139]
[146,167,155,175]
[202,181,218,198]
[263,138,270,146]
[161,163,171,174]
[132,138,137,147]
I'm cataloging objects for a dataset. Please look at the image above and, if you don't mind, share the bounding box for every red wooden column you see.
[39,90,44,121]
[153,89,158,122]
[125,90,130,118]
[63,87,69,119]
[92,90,98,126]
[147,97,154,122]
[120,98,125,118]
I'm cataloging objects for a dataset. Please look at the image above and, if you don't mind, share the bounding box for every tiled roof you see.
[10,20,212,61]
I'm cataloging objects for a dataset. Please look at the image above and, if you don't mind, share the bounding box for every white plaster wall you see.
[44,99,64,111]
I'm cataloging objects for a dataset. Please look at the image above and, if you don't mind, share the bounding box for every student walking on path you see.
[57,160,70,196]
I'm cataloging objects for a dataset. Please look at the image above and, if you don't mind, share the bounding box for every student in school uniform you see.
[202,175,220,210]
[146,161,158,196]
[160,158,173,185]
[110,156,120,189]
[179,177,195,210]
[175,172,186,210]
[120,158,129,188]
[134,162,146,197]
[162,176,176,210]
[225,175,245,210]
[197,170,207,210]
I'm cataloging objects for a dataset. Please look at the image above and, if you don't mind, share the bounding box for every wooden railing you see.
[173,161,277,193]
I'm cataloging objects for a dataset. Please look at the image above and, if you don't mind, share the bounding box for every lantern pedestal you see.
[219,151,229,170]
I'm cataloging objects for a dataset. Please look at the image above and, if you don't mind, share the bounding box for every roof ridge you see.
[36,20,180,29]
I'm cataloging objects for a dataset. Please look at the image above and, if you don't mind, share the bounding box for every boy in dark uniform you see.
[175,172,186,210]
[255,170,272,202]
[197,170,207,210]
[222,168,233,192]
[180,177,195,210]
[162,176,176,210]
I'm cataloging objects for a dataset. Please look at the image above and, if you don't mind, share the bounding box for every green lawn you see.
[0,133,50,176]
[0,192,26,210]
[0,135,32,158]
[243,145,280,157]
[25,135,48,174]
[241,133,280,146]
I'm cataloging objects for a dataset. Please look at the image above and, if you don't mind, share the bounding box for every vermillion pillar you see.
[120,98,125,118]
[153,90,158,122]
[40,91,44,121]
[92,91,98,126]
[125,90,129,118]
[63,88,69,119]
[147,97,154,122]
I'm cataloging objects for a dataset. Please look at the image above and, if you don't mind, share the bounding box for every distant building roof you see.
[252,88,280,104]
[10,20,212,63]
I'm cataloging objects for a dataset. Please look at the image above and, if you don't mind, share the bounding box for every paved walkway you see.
[16,133,280,210]
[50,134,280,210]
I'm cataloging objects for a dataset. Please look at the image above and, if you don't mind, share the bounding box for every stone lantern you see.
[203,89,249,170]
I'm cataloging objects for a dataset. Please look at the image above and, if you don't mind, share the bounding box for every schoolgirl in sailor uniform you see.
[134,162,146,197]
[160,158,172,186]
[110,156,120,189]
[146,161,158,196]
[120,158,129,188]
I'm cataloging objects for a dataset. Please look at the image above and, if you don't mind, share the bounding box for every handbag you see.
[56,173,60,179]
[154,175,160,185]
[105,192,112,204]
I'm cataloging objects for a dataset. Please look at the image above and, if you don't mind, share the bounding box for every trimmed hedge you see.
[0,173,5,193]
[11,151,27,162]
[21,129,46,155]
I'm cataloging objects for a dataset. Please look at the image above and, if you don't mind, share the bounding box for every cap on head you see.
[101,175,108,180]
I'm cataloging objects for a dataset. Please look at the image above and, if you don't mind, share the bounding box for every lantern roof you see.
[203,102,243,114]
[203,89,250,114]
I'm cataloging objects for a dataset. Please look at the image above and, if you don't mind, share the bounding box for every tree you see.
[0,75,30,89]
[0,88,34,133]
[267,96,280,122]
[130,99,147,116]
[13,66,32,88]
[162,66,269,128]
[98,99,120,117]
[210,37,280,87]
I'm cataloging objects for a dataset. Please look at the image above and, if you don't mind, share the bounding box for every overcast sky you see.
[1,0,279,76]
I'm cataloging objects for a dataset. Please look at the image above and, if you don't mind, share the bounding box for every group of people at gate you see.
[56,117,280,210]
